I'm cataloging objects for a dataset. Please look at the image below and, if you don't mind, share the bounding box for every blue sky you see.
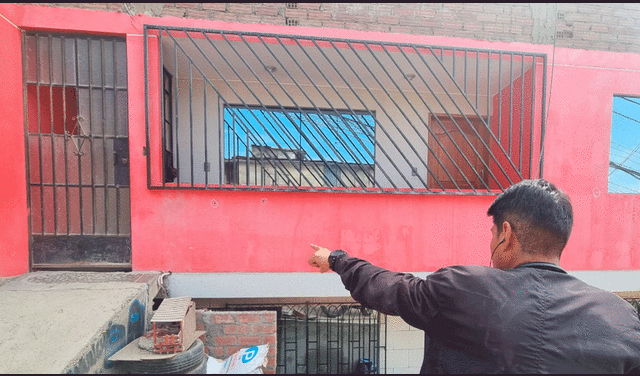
[609,96,640,194]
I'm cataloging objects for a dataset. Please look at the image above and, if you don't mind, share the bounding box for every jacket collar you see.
[514,262,567,274]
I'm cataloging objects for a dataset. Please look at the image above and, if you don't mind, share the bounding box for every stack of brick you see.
[196,310,277,374]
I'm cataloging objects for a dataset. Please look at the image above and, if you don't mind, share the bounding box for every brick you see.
[261,312,276,322]
[237,313,261,323]
[322,21,346,29]
[399,18,424,27]
[307,10,332,21]
[389,26,412,34]
[213,12,239,22]
[590,24,609,33]
[441,21,464,30]
[367,24,391,33]
[414,9,437,18]
[483,3,508,14]
[237,14,263,23]
[251,324,276,334]
[202,3,227,11]
[298,3,322,11]
[225,324,251,335]
[175,3,201,10]
[285,8,307,18]
[463,23,483,32]
[255,5,279,17]
[410,26,434,35]
[345,22,367,31]
[476,13,496,22]
[228,3,254,14]
[267,346,277,357]
[262,335,277,345]
[393,7,415,17]
[461,3,483,12]
[378,15,400,25]
[225,345,246,357]
[298,19,322,27]
[162,8,188,18]
[213,335,237,346]
[186,9,209,19]
[211,313,235,324]
[237,335,262,346]
[334,13,376,23]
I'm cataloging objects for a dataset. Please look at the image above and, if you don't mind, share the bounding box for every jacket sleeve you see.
[333,254,440,330]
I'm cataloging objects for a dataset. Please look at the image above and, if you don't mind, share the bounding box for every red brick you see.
[322,21,346,29]
[225,324,251,335]
[237,14,263,23]
[461,3,483,12]
[237,335,262,346]
[211,313,235,324]
[345,22,367,31]
[262,15,287,25]
[186,9,209,19]
[262,335,277,345]
[228,3,254,14]
[308,10,332,21]
[176,3,201,10]
[377,15,399,25]
[255,5,279,17]
[237,313,262,323]
[390,26,412,34]
[414,9,437,18]
[163,8,187,18]
[213,335,237,346]
[267,346,277,357]
[298,19,322,27]
[202,3,227,11]
[225,345,246,357]
[298,3,322,11]
[399,18,423,27]
[441,21,464,30]
[367,24,391,32]
[261,312,276,322]
[213,12,239,22]
[285,8,307,18]
[251,324,276,334]
[264,370,276,375]
[393,7,415,17]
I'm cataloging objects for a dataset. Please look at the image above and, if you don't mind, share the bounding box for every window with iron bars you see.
[144,26,547,194]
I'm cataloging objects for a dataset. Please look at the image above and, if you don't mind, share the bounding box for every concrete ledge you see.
[167,270,640,300]
[0,271,161,374]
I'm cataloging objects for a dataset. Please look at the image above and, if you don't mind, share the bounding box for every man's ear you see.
[501,221,514,245]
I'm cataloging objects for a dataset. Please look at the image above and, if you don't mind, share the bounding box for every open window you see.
[609,95,640,194]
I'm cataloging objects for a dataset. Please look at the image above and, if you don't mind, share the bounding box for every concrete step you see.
[0,271,164,374]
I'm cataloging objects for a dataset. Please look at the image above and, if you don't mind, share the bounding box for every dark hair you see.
[487,179,573,255]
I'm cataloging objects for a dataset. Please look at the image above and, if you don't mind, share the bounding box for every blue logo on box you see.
[242,346,259,363]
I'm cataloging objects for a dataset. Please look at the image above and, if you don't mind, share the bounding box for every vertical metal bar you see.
[159,30,167,189]
[203,70,209,187]
[104,38,113,236]
[539,55,547,178]
[174,38,180,187]
[487,51,491,132]
[476,50,480,109]
[188,61,194,187]
[93,38,107,234]
[530,56,536,179]
[509,53,514,158]
[520,53,525,173]
[60,36,71,235]
[83,37,95,235]
[218,96,223,185]
[498,52,502,141]
[144,27,152,190]
[47,35,59,235]
[35,36,46,235]
[305,304,309,373]
[246,129,250,186]
[22,32,34,268]
[232,113,237,188]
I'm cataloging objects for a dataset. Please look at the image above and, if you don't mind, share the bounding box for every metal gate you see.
[23,32,131,271]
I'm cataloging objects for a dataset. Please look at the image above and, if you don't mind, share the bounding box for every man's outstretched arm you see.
[308,244,438,330]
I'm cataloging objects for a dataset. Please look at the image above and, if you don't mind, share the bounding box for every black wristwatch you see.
[328,250,348,271]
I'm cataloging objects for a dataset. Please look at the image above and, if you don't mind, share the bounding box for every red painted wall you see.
[2,3,640,276]
[0,11,29,276]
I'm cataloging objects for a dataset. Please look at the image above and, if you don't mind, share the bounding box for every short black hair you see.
[487,179,573,255]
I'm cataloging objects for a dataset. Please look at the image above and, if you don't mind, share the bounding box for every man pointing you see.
[308,179,640,373]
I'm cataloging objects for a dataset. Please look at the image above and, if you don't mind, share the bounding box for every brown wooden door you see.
[427,115,490,190]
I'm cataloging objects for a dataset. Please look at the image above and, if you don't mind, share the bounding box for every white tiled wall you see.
[381,315,424,374]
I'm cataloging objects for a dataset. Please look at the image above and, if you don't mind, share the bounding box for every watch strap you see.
[329,250,348,271]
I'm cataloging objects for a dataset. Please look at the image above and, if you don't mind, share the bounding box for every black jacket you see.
[332,254,640,373]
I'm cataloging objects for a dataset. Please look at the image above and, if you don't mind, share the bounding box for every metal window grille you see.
[215,303,385,374]
[144,25,547,194]
[608,95,640,194]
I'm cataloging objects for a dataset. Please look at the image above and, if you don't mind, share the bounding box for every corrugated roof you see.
[151,296,192,322]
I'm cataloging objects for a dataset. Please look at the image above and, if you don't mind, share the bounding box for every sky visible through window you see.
[609,96,640,194]
[224,107,375,165]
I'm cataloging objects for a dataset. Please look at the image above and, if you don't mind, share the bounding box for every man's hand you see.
[308,244,332,273]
